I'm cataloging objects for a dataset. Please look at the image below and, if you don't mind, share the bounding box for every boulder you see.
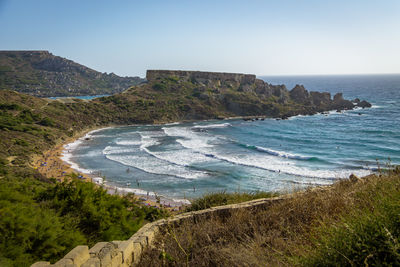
[332,93,354,110]
[271,84,289,104]
[333,93,344,102]
[254,79,272,97]
[357,100,372,108]
[310,91,331,106]
[289,84,310,103]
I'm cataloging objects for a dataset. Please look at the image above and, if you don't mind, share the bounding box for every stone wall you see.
[146,70,256,85]
[31,195,291,267]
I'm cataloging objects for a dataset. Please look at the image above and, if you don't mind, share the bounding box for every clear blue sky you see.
[1,0,399,77]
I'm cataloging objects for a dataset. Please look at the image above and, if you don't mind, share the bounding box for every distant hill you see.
[0,51,144,97]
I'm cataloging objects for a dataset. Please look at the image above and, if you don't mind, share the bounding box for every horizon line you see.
[257,72,400,77]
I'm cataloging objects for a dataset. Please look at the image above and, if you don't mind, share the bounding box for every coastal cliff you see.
[125,70,372,121]
[146,70,256,84]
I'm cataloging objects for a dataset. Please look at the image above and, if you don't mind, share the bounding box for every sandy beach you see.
[32,127,186,211]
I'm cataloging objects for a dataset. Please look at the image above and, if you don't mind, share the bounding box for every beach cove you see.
[37,74,400,205]
[32,126,189,210]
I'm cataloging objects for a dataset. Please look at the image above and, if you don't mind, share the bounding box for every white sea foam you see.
[115,140,142,146]
[103,146,138,155]
[90,134,113,138]
[92,177,104,185]
[166,127,369,178]
[60,127,113,175]
[105,186,191,206]
[102,130,209,179]
[136,130,215,170]
[145,147,215,166]
[165,121,181,126]
[139,135,160,150]
[288,114,306,120]
[371,105,382,109]
[162,126,216,150]
[105,154,207,179]
[193,123,231,129]
[162,125,372,179]
[250,145,313,160]
[208,151,371,179]
[60,152,93,174]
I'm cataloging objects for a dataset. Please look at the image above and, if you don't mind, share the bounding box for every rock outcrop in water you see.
[145,70,371,118]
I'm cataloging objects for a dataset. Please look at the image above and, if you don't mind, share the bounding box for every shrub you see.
[14,139,28,147]
[167,76,179,82]
[37,179,166,243]
[152,82,167,92]
[0,174,168,266]
[38,117,54,127]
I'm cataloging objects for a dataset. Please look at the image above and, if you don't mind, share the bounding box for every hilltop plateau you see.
[94,69,370,123]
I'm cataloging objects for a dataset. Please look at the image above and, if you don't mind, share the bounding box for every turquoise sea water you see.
[48,94,110,100]
[66,74,400,201]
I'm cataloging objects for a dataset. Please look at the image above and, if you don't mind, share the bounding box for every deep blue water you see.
[67,74,400,201]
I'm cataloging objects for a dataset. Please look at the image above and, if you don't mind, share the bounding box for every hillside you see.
[0,70,372,266]
[0,51,144,97]
[0,90,168,267]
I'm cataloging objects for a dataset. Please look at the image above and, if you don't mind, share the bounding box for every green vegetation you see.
[0,69,377,266]
[0,51,144,97]
[302,168,400,266]
[0,172,166,266]
[0,83,302,266]
[140,169,400,266]
[187,191,278,211]
[38,180,167,243]
[152,82,167,91]
[0,90,170,266]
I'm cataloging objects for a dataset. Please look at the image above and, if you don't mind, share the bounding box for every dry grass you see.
[139,169,400,266]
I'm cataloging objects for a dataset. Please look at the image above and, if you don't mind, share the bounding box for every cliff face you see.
[0,51,144,97]
[144,70,370,118]
[146,70,256,84]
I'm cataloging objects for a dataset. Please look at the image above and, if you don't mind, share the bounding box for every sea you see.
[48,94,109,100]
[62,74,400,203]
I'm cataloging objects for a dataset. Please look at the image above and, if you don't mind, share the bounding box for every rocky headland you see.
[141,70,371,120]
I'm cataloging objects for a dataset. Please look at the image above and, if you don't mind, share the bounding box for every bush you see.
[152,82,167,92]
[0,176,84,265]
[14,139,28,147]
[167,76,179,82]
[37,179,167,243]
[38,117,54,127]
[0,175,167,266]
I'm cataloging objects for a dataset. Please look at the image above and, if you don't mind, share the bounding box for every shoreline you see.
[32,105,373,209]
[33,125,190,210]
